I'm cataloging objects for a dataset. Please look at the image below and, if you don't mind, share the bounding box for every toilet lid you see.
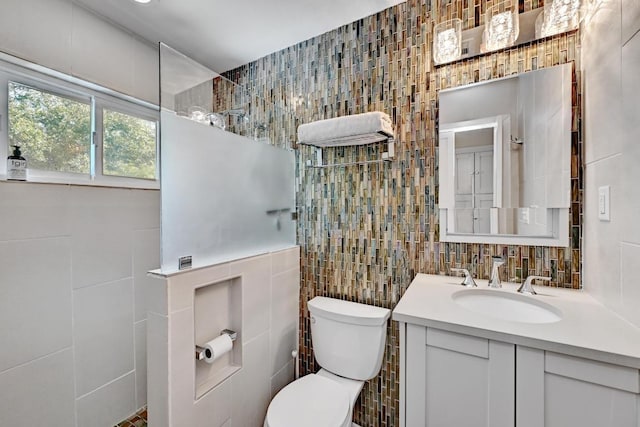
[266,374,350,427]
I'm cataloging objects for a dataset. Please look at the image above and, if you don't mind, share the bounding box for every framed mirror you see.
[438,63,572,247]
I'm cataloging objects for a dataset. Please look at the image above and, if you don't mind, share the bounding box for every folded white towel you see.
[297,112,394,147]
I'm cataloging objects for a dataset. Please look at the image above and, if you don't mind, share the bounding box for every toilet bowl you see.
[264,297,390,427]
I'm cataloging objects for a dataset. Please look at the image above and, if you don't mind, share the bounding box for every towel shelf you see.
[297,112,395,168]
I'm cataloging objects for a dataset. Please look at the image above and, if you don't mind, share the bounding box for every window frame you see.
[0,53,159,189]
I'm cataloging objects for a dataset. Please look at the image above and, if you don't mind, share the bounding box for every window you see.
[1,56,158,188]
[8,82,92,174]
[103,109,157,180]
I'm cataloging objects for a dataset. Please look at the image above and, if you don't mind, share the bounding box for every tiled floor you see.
[115,407,147,427]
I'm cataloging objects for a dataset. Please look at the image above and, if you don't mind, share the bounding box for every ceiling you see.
[74,0,406,73]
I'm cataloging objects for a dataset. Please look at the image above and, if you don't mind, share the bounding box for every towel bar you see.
[305,138,395,168]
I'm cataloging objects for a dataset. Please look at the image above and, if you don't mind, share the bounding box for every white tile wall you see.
[135,320,148,409]
[583,1,623,164]
[229,254,272,343]
[270,267,300,375]
[70,187,134,289]
[0,0,158,104]
[0,0,73,75]
[193,377,232,427]
[619,31,640,245]
[0,237,72,372]
[583,155,622,307]
[71,5,135,95]
[620,243,640,326]
[169,307,198,425]
[127,189,162,231]
[0,349,75,427]
[133,38,161,107]
[270,359,295,399]
[76,372,136,427]
[150,246,300,427]
[0,2,159,424]
[0,181,160,426]
[169,263,230,313]
[583,0,640,328]
[231,332,272,427]
[621,0,640,45]
[134,228,162,322]
[272,245,300,275]
[73,278,135,397]
[0,183,71,240]
[147,312,169,427]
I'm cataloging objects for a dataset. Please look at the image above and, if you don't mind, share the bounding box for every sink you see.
[452,289,562,324]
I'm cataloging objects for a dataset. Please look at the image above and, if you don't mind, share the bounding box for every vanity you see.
[393,274,640,427]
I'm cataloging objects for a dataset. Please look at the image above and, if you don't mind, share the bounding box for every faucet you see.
[488,257,505,288]
[518,275,551,295]
[451,268,477,287]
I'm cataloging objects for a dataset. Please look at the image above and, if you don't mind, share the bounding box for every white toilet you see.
[264,296,391,427]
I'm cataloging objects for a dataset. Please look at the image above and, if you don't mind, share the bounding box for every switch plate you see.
[598,186,610,221]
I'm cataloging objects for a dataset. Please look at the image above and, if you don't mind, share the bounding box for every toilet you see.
[264,296,391,427]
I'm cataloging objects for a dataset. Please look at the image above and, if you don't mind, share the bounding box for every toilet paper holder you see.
[195,329,237,361]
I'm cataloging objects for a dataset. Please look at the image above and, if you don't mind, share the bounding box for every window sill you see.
[0,174,160,190]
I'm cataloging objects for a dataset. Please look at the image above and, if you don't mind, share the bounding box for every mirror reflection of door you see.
[454,128,494,234]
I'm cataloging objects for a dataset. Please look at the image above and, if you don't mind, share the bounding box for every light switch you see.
[598,186,610,221]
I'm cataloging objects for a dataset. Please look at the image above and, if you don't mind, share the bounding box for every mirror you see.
[438,63,572,246]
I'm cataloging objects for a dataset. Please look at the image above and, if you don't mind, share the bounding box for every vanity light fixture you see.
[539,0,581,37]
[433,18,462,65]
[133,0,152,3]
[482,0,519,52]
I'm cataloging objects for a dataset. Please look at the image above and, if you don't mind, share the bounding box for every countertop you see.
[392,274,640,369]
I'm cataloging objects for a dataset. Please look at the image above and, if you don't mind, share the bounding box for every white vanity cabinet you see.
[394,274,640,427]
[400,323,640,427]
[516,347,640,427]
[403,324,514,427]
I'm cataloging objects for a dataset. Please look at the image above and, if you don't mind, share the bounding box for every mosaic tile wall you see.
[224,1,583,425]
[210,76,298,150]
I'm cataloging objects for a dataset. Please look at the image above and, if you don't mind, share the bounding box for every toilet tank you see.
[307,297,391,381]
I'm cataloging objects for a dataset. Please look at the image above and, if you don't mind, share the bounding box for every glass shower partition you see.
[159,43,296,274]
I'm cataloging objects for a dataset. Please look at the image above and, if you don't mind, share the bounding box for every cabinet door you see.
[422,328,514,427]
[516,347,640,427]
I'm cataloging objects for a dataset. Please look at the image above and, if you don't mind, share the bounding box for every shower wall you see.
[159,45,297,274]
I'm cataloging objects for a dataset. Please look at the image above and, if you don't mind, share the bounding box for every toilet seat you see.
[265,374,350,427]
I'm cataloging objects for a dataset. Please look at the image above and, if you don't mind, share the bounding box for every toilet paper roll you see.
[202,334,233,364]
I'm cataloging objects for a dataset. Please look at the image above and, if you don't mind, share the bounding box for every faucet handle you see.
[518,276,551,295]
[451,268,477,288]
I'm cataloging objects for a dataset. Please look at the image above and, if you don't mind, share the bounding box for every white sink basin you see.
[452,289,562,324]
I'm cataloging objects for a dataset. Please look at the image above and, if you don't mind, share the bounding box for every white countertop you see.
[392,274,640,369]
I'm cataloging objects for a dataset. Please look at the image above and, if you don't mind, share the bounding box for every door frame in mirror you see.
[440,116,504,233]
[439,116,569,247]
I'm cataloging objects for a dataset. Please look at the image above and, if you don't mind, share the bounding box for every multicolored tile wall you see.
[224,1,582,425]
[211,76,298,150]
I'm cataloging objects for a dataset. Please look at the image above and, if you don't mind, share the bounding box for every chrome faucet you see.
[488,257,505,288]
[451,268,477,287]
[518,275,551,295]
